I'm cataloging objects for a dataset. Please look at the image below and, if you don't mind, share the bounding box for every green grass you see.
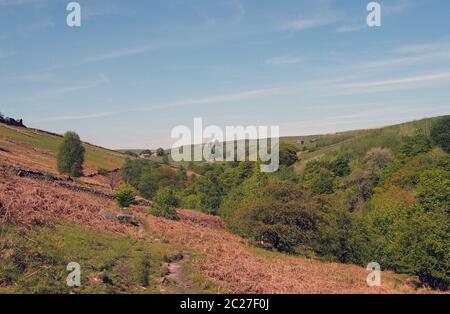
[0,223,179,294]
[292,116,448,174]
[0,124,127,170]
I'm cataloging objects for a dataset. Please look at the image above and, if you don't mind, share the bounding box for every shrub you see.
[416,169,450,212]
[122,159,180,200]
[279,142,299,166]
[181,194,199,209]
[149,187,179,220]
[389,206,449,290]
[229,181,319,253]
[316,207,369,264]
[365,147,394,173]
[309,168,335,195]
[366,173,449,290]
[195,170,224,214]
[430,116,450,153]
[399,133,432,158]
[124,151,138,157]
[114,184,136,208]
[328,156,351,177]
[57,131,85,178]
[97,168,109,176]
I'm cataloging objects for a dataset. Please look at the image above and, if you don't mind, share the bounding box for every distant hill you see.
[288,116,444,174]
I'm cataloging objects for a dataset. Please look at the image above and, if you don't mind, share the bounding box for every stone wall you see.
[0,115,26,128]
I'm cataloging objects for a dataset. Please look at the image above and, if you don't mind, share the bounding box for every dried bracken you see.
[147,209,426,294]
[0,163,129,234]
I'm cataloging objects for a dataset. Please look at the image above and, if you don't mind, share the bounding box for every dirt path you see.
[158,252,196,294]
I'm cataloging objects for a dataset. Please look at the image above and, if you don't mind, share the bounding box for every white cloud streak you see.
[336,71,450,91]
[35,74,110,98]
[266,55,304,65]
[335,24,366,33]
[0,0,39,6]
[80,46,152,64]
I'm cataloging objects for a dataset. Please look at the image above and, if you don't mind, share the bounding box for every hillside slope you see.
[0,164,421,293]
[1,118,447,294]
[289,116,442,174]
[0,124,127,175]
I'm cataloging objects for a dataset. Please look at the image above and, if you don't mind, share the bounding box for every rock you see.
[16,169,45,180]
[0,115,26,128]
[99,209,116,222]
[116,214,140,226]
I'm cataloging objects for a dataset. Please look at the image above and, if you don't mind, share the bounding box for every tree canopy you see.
[57,131,85,177]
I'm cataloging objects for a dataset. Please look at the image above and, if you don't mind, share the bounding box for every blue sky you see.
[1,0,449,149]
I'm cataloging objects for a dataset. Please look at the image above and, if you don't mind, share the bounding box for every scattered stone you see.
[116,214,140,226]
[16,169,45,180]
[99,209,116,222]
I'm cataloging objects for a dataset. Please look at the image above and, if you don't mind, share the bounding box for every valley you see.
[1,117,448,294]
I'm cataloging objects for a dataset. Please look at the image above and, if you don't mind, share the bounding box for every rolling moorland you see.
[0,116,448,294]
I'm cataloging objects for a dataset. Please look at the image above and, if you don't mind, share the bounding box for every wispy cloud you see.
[80,46,152,64]
[36,112,114,122]
[362,51,450,68]
[336,71,450,92]
[22,72,54,83]
[39,68,450,124]
[0,0,39,6]
[382,0,415,14]
[196,0,245,27]
[394,41,450,54]
[35,74,110,98]
[282,17,331,31]
[266,55,304,65]
[40,83,304,122]
[335,24,366,33]
[282,0,343,31]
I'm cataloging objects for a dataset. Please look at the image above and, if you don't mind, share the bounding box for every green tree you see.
[279,142,299,166]
[430,116,450,153]
[305,167,335,195]
[156,148,165,156]
[57,131,85,178]
[195,170,224,214]
[114,184,136,208]
[178,165,187,182]
[329,156,351,177]
[149,187,179,220]
[416,169,450,212]
[400,133,432,158]
[316,207,368,264]
[230,181,319,253]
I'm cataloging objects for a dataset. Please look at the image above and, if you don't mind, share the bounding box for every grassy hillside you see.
[0,124,127,172]
[290,116,442,174]
[0,223,176,294]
